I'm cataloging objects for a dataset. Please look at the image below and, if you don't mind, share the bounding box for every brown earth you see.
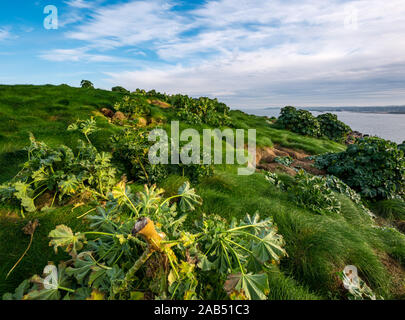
[100,108,115,118]
[255,145,325,176]
[377,251,405,298]
[112,111,126,123]
[148,99,171,109]
[395,220,405,233]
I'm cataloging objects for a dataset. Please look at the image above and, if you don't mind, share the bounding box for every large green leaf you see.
[225,273,269,300]
[49,225,86,257]
[178,182,202,211]
[13,182,36,212]
[251,230,287,263]
[23,264,72,300]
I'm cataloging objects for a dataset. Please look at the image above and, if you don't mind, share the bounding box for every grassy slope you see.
[0,84,404,299]
[0,84,124,183]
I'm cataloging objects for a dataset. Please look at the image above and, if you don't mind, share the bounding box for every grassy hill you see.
[0,84,404,300]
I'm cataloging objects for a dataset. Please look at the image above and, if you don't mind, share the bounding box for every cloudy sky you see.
[1,0,405,108]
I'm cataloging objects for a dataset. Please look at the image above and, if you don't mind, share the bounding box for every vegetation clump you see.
[3,183,287,300]
[111,86,130,94]
[111,127,213,184]
[276,106,321,137]
[80,80,94,89]
[276,107,352,142]
[0,120,118,214]
[290,170,341,215]
[317,113,352,142]
[316,137,405,199]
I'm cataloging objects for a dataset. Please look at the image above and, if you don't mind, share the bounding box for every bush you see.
[399,141,405,153]
[111,128,213,184]
[0,127,117,213]
[80,80,94,89]
[113,95,150,118]
[317,113,351,142]
[316,137,405,199]
[277,106,321,137]
[169,94,231,126]
[3,186,287,300]
[290,170,341,215]
[112,86,130,94]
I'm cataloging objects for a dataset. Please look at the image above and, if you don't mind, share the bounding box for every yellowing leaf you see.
[86,290,105,300]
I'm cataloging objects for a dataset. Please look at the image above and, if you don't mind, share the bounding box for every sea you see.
[237,108,405,144]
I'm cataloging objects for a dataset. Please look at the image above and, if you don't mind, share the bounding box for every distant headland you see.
[266,106,405,114]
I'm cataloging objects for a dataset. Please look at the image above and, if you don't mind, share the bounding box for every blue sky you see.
[1,0,405,108]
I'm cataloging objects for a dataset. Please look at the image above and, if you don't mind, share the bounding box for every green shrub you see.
[316,137,405,199]
[290,170,341,215]
[0,130,117,214]
[111,86,130,94]
[80,80,94,89]
[274,156,293,167]
[113,95,150,118]
[277,106,321,137]
[111,128,213,184]
[317,113,351,142]
[399,141,405,153]
[169,94,231,126]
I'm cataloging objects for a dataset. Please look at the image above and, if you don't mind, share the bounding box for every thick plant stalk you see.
[121,217,164,290]
[123,248,154,284]
[132,217,163,251]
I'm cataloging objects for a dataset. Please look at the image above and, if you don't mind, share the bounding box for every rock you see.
[100,108,115,118]
[137,117,148,127]
[345,130,363,144]
[396,220,405,233]
[150,99,171,109]
[112,111,126,122]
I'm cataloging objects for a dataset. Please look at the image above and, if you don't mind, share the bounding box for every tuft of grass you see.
[0,205,92,296]
[193,168,404,299]
[369,199,405,222]
[266,266,323,300]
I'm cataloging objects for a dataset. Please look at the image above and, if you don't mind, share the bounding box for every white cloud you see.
[53,0,405,106]
[0,28,11,41]
[39,47,129,63]
[64,0,93,9]
[65,0,185,49]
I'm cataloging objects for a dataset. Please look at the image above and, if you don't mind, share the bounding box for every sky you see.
[1,0,405,108]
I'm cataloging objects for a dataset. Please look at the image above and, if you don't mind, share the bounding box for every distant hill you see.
[302,106,405,114]
[265,106,405,114]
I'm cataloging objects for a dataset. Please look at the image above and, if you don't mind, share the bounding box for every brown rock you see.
[137,117,148,127]
[100,108,115,118]
[396,220,405,233]
[112,111,126,122]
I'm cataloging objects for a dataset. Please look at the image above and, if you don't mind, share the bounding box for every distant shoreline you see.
[264,106,405,115]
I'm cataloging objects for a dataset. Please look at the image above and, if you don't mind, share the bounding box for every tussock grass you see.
[194,168,405,299]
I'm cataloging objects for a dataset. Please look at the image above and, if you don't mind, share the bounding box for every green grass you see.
[191,169,405,299]
[0,84,403,300]
[369,199,405,222]
[0,84,124,182]
[0,205,92,296]
[230,110,345,154]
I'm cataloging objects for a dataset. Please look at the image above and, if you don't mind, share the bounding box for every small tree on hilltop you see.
[81,80,94,89]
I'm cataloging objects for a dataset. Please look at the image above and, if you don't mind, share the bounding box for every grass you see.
[0,205,92,296]
[190,169,405,299]
[0,84,403,300]
[0,84,124,183]
[230,110,346,154]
